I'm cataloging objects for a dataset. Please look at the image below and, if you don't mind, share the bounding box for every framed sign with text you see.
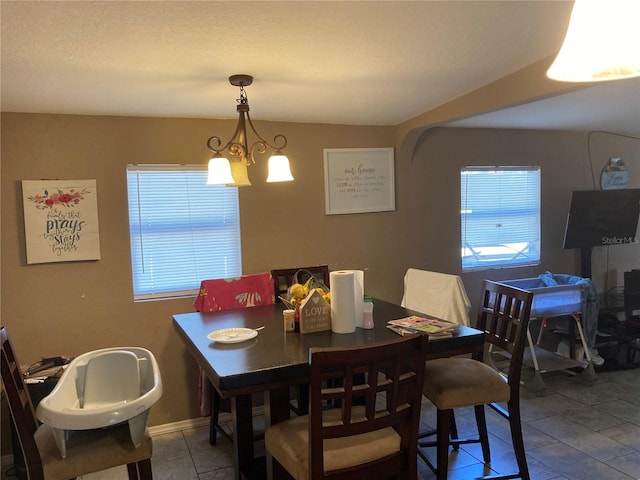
[323,147,395,215]
[22,179,101,264]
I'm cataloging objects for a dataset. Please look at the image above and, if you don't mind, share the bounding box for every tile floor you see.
[3,367,639,480]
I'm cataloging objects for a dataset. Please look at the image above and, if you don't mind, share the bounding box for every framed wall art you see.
[323,147,395,215]
[22,179,101,264]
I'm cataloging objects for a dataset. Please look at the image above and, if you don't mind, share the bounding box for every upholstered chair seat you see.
[423,357,510,409]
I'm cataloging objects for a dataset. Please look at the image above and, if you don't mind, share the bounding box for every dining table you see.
[172,297,485,480]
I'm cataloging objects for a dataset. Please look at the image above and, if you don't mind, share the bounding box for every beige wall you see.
[0,113,397,429]
[408,127,639,304]
[585,131,640,291]
[2,113,638,438]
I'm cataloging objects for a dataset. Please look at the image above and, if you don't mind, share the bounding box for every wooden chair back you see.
[1,327,44,479]
[271,265,330,301]
[308,334,428,479]
[475,280,534,389]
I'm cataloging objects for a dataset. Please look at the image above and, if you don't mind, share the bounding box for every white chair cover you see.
[401,268,471,326]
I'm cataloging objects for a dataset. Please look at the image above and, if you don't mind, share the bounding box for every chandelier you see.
[206,74,294,186]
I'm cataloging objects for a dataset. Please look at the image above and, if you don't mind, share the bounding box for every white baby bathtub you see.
[36,346,163,458]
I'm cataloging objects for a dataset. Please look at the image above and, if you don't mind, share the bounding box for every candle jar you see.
[283,309,296,332]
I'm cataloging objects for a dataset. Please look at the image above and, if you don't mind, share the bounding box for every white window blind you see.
[461,166,540,271]
[126,165,241,301]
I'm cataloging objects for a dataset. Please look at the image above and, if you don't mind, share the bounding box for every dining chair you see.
[193,271,275,313]
[271,265,330,415]
[0,327,154,480]
[417,280,534,480]
[401,268,472,445]
[192,271,275,445]
[265,334,429,480]
[401,268,471,326]
[271,265,330,302]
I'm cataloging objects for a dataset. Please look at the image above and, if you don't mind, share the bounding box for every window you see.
[126,165,241,301]
[461,166,540,271]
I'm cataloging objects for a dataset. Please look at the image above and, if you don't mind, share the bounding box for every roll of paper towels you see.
[330,270,357,333]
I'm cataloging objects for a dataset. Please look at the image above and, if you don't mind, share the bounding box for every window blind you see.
[461,166,540,271]
[126,165,241,300]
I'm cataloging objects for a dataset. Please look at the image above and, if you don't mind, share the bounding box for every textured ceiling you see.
[1,1,638,133]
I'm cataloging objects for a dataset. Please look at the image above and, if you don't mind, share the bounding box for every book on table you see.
[387,315,457,335]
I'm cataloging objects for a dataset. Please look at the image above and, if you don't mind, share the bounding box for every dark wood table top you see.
[173,298,484,398]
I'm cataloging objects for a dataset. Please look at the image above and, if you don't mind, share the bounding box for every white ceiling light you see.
[547,0,640,82]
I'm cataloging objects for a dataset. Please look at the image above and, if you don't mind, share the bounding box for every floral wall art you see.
[21,179,101,264]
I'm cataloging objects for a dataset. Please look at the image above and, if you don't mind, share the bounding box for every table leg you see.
[265,386,292,480]
[231,394,254,480]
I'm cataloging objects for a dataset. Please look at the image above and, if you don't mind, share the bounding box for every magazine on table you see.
[387,315,457,337]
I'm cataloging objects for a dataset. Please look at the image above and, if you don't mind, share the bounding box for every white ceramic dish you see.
[208,327,258,344]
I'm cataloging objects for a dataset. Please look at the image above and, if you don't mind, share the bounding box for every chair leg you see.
[210,389,234,445]
[450,412,459,450]
[507,398,529,480]
[138,459,153,480]
[436,409,453,480]
[126,459,153,480]
[296,384,309,415]
[474,404,491,463]
[210,386,220,445]
[126,463,139,480]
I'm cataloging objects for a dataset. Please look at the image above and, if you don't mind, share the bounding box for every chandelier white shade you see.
[266,154,295,183]
[206,156,234,185]
[547,0,640,82]
[226,161,252,187]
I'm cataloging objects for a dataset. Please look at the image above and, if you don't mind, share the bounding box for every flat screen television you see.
[563,189,640,249]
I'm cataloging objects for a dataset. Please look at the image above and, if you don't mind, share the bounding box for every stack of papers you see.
[387,315,457,338]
